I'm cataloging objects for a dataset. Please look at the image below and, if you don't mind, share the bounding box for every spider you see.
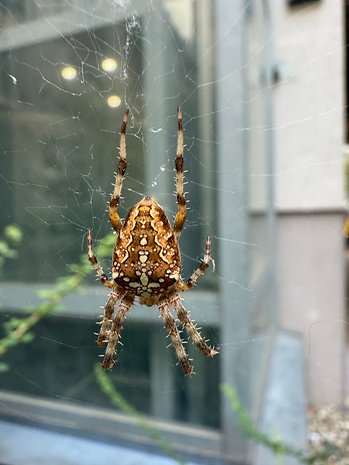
[87,108,219,375]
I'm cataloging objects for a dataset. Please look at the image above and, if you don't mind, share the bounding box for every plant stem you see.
[94,364,185,465]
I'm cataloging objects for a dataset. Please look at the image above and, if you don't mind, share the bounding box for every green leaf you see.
[0,362,9,373]
[4,224,22,244]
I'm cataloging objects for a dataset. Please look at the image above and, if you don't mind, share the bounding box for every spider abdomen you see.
[112,197,181,304]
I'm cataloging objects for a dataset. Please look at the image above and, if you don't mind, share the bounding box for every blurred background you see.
[0,0,347,464]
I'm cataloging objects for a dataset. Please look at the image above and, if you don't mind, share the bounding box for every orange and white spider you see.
[88,108,219,375]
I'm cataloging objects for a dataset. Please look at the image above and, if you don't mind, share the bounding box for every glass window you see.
[0,0,275,462]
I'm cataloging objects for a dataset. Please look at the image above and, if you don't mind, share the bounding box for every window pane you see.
[0,0,276,462]
[0,0,221,435]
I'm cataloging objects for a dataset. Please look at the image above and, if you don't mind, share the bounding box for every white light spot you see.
[101,57,118,72]
[8,74,17,85]
[61,66,77,80]
[140,237,147,246]
[107,95,122,108]
[139,255,148,263]
[129,282,141,288]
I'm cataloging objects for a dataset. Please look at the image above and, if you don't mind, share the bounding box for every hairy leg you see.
[96,289,125,346]
[172,295,219,358]
[180,236,212,292]
[102,294,134,370]
[87,230,115,288]
[109,109,129,233]
[173,107,187,239]
[158,299,193,375]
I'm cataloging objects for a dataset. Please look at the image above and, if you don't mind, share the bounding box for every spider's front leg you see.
[102,294,134,370]
[109,109,129,233]
[173,107,187,240]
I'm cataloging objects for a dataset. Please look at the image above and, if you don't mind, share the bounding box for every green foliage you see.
[94,364,185,465]
[222,384,338,465]
[0,224,22,273]
[0,232,115,366]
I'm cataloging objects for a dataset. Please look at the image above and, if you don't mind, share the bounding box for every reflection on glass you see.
[101,58,118,72]
[61,66,77,80]
[107,94,122,108]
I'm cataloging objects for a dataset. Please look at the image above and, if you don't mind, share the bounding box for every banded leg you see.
[96,289,124,346]
[172,296,219,358]
[102,294,134,370]
[158,300,193,375]
[179,236,212,292]
[87,230,114,288]
[109,109,129,233]
[173,107,186,239]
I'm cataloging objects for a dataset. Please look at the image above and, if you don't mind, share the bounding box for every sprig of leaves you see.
[0,224,22,273]
[94,364,185,465]
[0,232,115,367]
[222,384,338,465]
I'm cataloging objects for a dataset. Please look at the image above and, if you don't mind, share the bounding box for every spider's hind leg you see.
[96,289,124,346]
[158,300,193,376]
[171,295,219,358]
[102,294,134,370]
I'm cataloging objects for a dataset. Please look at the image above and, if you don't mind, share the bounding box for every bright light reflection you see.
[107,95,122,108]
[101,58,118,72]
[61,66,77,80]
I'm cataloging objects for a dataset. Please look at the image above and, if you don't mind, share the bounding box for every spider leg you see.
[87,230,115,288]
[102,294,134,370]
[171,296,219,358]
[109,109,129,233]
[158,300,193,376]
[96,288,125,346]
[179,236,212,292]
[173,107,187,240]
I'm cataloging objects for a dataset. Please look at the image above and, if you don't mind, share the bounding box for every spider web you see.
[0,0,347,463]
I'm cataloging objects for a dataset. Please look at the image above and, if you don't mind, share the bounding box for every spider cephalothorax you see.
[88,108,219,375]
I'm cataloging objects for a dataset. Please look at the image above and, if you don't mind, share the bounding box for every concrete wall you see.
[274,0,344,211]
[273,0,346,403]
